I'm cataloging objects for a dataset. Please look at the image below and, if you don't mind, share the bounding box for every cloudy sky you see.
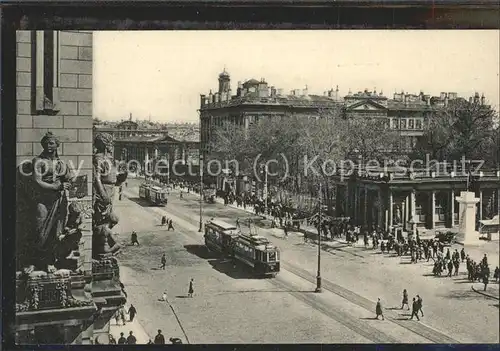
[94,30,499,123]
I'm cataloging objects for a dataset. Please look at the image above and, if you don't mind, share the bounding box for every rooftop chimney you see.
[440,92,447,100]
[481,93,485,105]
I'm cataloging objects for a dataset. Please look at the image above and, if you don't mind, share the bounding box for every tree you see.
[413,98,499,167]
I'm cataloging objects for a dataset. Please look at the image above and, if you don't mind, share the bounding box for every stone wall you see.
[16,30,94,274]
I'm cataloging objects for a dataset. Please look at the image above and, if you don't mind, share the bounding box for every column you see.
[450,190,455,227]
[410,189,416,222]
[479,190,483,220]
[182,145,186,164]
[404,195,409,230]
[345,185,349,218]
[431,190,436,229]
[402,199,407,230]
[378,189,384,228]
[364,187,368,225]
[388,189,393,227]
[354,185,358,224]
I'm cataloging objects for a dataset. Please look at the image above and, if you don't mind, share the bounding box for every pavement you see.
[166,184,500,343]
[109,301,151,344]
[114,180,499,343]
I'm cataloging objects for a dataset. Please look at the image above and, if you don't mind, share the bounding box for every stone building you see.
[15,30,125,344]
[332,165,499,235]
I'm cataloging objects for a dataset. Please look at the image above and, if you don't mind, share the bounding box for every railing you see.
[92,256,120,282]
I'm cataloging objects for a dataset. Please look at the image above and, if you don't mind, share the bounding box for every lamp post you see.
[263,164,268,216]
[198,154,203,232]
[315,182,323,293]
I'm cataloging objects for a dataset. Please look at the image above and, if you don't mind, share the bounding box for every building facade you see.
[200,71,488,154]
[15,30,125,344]
[332,166,499,234]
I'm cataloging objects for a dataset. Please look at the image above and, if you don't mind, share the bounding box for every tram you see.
[204,219,240,256]
[232,234,280,278]
[139,183,168,206]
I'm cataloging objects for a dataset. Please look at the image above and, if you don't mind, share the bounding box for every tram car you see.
[204,219,240,257]
[232,233,280,278]
[139,183,168,206]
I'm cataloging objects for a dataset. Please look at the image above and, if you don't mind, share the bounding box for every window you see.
[400,119,407,129]
[408,119,414,129]
[392,119,398,129]
[33,30,60,114]
[415,119,423,129]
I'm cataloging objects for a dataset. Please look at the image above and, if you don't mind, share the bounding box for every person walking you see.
[168,219,174,231]
[160,254,166,270]
[120,306,127,326]
[453,258,460,276]
[109,334,117,344]
[447,260,453,277]
[117,332,127,344]
[114,310,121,326]
[161,216,167,226]
[126,331,137,344]
[131,231,140,246]
[416,294,424,317]
[410,297,420,321]
[128,304,137,322]
[188,278,194,298]
[460,248,466,262]
[154,329,165,344]
[375,298,384,320]
[162,291,167,301]
[180,190,183,199]
[494,266,499,282]
[401,289,409,310]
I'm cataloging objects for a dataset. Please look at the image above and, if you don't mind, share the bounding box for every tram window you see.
[269,252,277,262]
[262,252,268,262]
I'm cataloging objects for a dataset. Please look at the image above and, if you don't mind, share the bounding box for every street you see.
[113,178,499,343]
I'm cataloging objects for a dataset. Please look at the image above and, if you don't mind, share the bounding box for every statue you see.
[92,132,127,259]
[17,132,76,274]
[394,205,402,224]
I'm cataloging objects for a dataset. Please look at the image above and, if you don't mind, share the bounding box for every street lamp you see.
[315,182,323,293]
[198,154,203,232]
[262,164,268,217]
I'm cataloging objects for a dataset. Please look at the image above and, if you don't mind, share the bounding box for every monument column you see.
[431,190,436,229]
[456,191,481,246]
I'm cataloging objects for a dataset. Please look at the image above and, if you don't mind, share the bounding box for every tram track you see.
[122,187,459,343]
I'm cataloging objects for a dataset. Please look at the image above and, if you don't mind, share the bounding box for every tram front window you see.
[268,252,277,262]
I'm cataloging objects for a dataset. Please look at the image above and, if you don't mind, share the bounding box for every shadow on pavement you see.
[175,295,190,299]
[359,317,379,320]
[394,317,414,321]
[184,244,217,260]
[208,259,257,280]
[215,289,315,295]
[127,197,156,208]
[444,289,480,300]
[491,304,499,308]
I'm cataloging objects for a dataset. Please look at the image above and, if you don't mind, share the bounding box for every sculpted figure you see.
[17,132,76,273]
[92,133,127,259]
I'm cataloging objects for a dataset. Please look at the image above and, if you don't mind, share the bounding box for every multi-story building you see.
[200,70,489,154]
[14,30,125,345]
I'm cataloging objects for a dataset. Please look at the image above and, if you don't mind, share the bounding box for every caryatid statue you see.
[17,132,77,273]
[92,132,128,259]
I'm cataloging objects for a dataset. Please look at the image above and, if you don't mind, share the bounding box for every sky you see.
[93,30,500,123]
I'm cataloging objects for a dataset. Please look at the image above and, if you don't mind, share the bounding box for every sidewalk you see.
[109,303,151,344]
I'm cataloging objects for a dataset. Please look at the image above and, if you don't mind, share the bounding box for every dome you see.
[219,69,230,78]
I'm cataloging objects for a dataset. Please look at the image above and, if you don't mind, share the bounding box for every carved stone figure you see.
[394,205,402,224]
[92,132,127,259]
[17,132,76,274]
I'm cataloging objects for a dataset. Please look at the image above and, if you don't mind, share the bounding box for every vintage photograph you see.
[14,30,499,344]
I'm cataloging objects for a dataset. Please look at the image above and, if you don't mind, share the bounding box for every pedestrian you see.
[160,254,166,270]
[482,254,488,267]
[117,332,126,344]
[114,310,121,325]
[161,216,167,226]
[126,331,137,344]
[188,278,194,298]
[168,219,174,231]
[460,247,466,262]
[169,337,183,344]
[494,266,499,282]
[180,190,183,199]
[401,289,409,310]
[154,329,165,344]
[483,267,490,291]
[128,304,137,322]
[416,294,424,317]
[375,298,384,320]
[447,260,453,277]
[410,297,420,321]
[283,225,288,239]
[131,231,140,246]
[236,217,240,229]
[107,333,116,344]
[120,306,127,325]
[162,291,167,301]
[453,259,460,276]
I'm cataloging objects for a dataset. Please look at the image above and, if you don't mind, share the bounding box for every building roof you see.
[243,78,261,86]
[116,130,200,144]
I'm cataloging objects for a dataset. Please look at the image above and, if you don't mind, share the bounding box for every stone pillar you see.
[404,195,409,230]
[402,199,407,230]
[410,189,416,223]
[456,191,481,246]
[431,190,436,229]
[354,185,358,224]
[378,189,383,228]
[388,190,393,227]
[364,187,368,224]
[450,190,455,228]
[345,185,349,218]
[479,190,483,220]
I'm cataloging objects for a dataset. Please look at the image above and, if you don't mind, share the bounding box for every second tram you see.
[139,183,168,206]
[204,219,240,257]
